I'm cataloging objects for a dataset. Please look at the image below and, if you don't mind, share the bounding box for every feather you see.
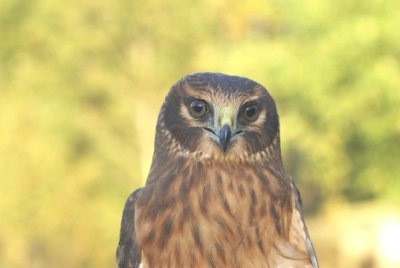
[116,189,142,268]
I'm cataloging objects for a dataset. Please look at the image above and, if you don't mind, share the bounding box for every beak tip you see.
[218,124,232,152]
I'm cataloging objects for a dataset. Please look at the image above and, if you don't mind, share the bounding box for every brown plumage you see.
[116,72,319,268]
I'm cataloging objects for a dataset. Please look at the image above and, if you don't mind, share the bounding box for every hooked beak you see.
[218,124,232,152]
[204,106,242,152]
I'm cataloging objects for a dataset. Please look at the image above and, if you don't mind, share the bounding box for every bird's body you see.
[117,73,318,268]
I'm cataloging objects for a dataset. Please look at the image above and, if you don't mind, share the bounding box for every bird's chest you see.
[136,165,285,267]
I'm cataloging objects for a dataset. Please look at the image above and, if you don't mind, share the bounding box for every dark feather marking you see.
[195,161,205,176]
[246,174,254,184]
[255,169,277,201]
[258,240,265,253]
[250,188,257,204]
[228,180,234,191]
[192,224,203,252]
[174,156,186,169]
[216,172,223,189]
[269,191,279,202]
[179,167,195,202]
[255,226,260,236]
[216,182,224,200]
[255,169,270,189]
[147,192,171,219]
[249,189,257,225]
[159,214,175,249]
[200,183,210,215]
[160,173,178,192]
[215,176,235,219]
[238,182,245,197]
[255,227,265,252]
[269,205,283,236]
[187,162,204,191]
[259,203,267,218]
[182,205,193,223]
[226,172,234,191]
[222,197,234,218]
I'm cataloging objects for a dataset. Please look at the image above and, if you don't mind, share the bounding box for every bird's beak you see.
[217,107,234,152]
[218,124,232,152]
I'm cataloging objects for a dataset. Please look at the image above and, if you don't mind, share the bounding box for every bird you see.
[116,72,319,268]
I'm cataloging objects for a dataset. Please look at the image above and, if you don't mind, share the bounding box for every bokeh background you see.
[1,0,399,267]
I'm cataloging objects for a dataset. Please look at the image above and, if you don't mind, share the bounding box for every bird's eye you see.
[189,99,208,118]
[242,105,259,121]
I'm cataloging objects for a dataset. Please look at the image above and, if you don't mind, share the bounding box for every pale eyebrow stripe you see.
[239,97,262,108]
[246,97,260,102]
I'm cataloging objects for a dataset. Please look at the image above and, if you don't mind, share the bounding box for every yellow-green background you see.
[1,0,399,267]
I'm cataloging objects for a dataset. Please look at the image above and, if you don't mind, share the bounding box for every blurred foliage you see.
[0,0,399,267]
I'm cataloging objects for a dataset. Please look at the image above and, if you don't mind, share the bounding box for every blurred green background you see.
[1,0,399,267]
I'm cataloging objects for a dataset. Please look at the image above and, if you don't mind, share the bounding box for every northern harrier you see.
[116,72,319,267]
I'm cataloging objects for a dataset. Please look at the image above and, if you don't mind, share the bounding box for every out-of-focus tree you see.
[0,0,142,267]
[0,0,399,267]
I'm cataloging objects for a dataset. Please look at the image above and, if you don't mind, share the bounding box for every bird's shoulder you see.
[116,189,143,268]
[268,179,319,267]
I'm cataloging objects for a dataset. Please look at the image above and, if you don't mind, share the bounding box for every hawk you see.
[116,73,319,267]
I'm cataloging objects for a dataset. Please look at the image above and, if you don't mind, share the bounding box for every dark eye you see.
[242,105,259,121]
[189,99,208,118]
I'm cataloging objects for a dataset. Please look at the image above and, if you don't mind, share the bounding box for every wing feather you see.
[292,185,319,268]
[116,189,142,268]
[268,184,319,268]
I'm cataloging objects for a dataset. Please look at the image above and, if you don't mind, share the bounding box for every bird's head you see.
[156,72,281,162]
